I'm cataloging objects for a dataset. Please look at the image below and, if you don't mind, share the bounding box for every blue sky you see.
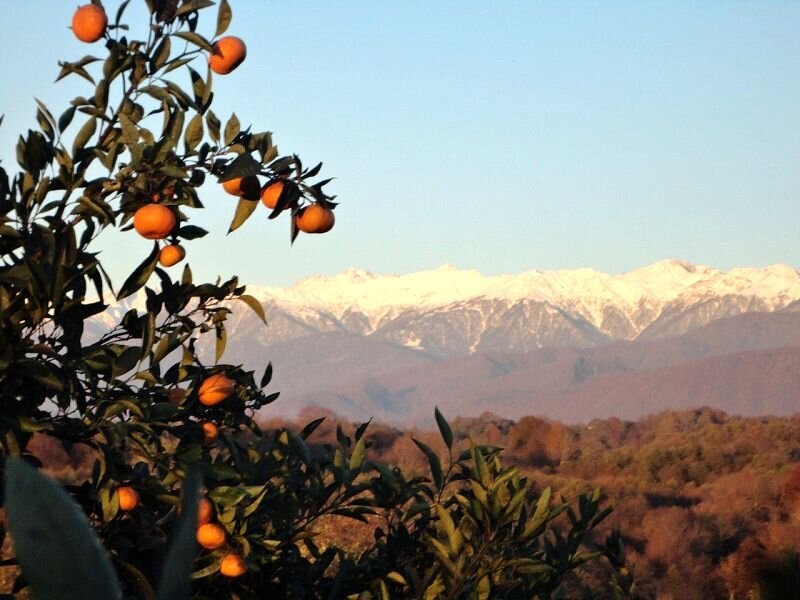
[0,1,798,287]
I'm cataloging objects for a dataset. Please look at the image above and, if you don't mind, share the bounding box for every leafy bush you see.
[0,2,625,598]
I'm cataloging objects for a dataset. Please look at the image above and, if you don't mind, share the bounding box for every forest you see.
[256,406,800,599]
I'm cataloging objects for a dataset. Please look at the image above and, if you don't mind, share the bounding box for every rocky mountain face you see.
[88,261,800,424]
[221,260,800,357]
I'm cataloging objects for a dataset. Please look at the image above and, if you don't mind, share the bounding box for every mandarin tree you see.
[0,2,626,598]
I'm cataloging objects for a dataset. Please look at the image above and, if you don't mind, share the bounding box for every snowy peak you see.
[252,261,800,313]
[230,261,800,354]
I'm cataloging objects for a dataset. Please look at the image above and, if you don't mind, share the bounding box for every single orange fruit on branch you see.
[209,36,247,75]
[260,181,285,210]
[220,553,246,577]
[133,204,177,240]
[222,175,260,199]
[201,421,219,445]
[296,203,335,234]
[72,4,107,43]
[117,486,140,511]
[197,372,235,406]
[197,522,226,550]
[197,498,214,526]
[159,244,185,267]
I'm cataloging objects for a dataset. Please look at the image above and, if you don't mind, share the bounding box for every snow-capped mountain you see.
[85,260,800,423]
[223,260,800,357]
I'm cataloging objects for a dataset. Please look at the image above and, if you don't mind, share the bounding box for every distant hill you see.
[270,312,800,424]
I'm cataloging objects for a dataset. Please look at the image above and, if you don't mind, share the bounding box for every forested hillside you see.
[261,407,800,599]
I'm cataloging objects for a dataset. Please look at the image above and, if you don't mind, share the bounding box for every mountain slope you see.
[223,261,800,358]
[276,312,800,424]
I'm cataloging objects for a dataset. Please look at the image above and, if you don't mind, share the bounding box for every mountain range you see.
[216,260,800,424]
[93,260,800,424]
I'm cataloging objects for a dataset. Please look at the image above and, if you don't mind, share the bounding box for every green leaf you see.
[235,294,266,324]
[119,113,139,147]
[209,486,249,507]
[413,439,443,489]
[5,458,121,600]
[177,225,208,240]
[94,78,110,112]
[223,113,240,145]
[184,113,203,151]
[140,313,156,364]
[172,31,215,53]
[434,407,453,450]
[386,571,407,586]
[523,487,552,540]
[58,106,76,132]
[175,0,215,17]
[349,436,366,471]
[151,37,171,72]
[215,0,232,36]
[227,196,258,233]
[72,117,97,154]
[220,152,261,182]
[205,110,221,143]
[156,467,200,600]
[118,242,160,300]
[436,504,461,554]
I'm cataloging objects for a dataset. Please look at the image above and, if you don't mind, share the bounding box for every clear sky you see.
[1,1,798,288]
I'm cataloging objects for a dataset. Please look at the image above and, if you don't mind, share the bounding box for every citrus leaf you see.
[184,112,203,151]
[172,31,214,53]
[175,0,215,16]
[435,407,453,450]
[260,361,273,388]
[58,106,76,132]
[151,36,171,72]
[220,151,260,181]
[223,113,240,145]
[156,467,200,600]
[205,110,220,143]
[177,225,207,239]
[235,294,266,324]
[413,438,443,489]
[349,436,366,472]
[72,117,96,154]
[227,197,258,233]
[5,458,121,600]
[215,0,232,37]
[118,242,159,300]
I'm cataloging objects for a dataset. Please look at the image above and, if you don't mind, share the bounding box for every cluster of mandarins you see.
[224,177,335,234]
[72,4,333,273]
[113,371,245,577]
[194,372,246,577]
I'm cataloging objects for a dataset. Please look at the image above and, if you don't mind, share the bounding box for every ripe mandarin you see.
[295,203,335,234]
[133,204,176,240]
[222,176,260,199]
[209,36,247,75]
[72,4,107,43]
[197,522,226,550]
[220,553,246,577]
[117,486,140,511]
[197,498,214,526]
[201,421,219,445]
[197,373,235,406]
[260,181,285,210]
[159,244,185,267]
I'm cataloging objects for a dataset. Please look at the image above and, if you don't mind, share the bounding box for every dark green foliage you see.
[0,1,624,598]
